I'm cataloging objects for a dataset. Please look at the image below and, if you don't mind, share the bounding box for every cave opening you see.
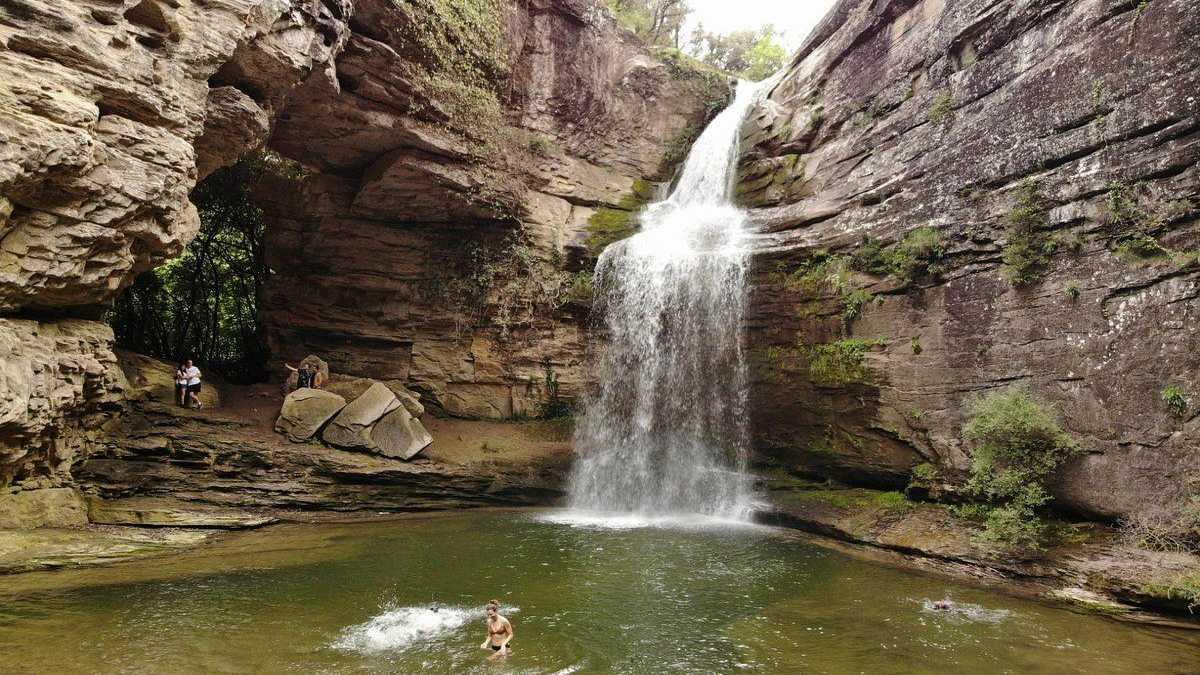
[106,157,274,385]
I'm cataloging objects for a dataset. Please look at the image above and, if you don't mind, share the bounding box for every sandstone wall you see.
[0,0,723,486]
[738,0,1200,520]
[255,0,726,418]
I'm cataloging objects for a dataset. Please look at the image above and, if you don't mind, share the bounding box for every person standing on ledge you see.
[183,359,203,409]
[480,600,513,659]
[174,361,189,407]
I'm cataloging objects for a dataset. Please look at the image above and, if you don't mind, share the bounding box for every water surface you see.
[0,511,1196,674]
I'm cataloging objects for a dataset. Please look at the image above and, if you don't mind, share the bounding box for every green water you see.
[0,511,1196,674]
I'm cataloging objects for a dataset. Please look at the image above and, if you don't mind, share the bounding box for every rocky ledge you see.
[758,477,1200,625]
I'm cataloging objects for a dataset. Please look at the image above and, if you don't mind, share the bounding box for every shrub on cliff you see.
[962,386,1082,549]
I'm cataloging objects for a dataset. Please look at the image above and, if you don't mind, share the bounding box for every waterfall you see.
[564,78,775,522]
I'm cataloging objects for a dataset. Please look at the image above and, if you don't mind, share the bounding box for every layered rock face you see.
[0,0,349,484]
[256,0,725,418]
[0,0,721,489]
[738,0,1199,520]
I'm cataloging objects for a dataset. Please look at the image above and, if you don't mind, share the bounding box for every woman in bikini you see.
[480,600,513,659]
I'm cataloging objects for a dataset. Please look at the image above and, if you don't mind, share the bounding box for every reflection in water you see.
[0,512,1196,674]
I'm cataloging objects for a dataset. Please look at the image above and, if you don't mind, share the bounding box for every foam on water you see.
[332,603,518,654]
[538,509,767,531]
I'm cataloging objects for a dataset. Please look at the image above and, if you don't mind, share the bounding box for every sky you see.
[684,0,837,49]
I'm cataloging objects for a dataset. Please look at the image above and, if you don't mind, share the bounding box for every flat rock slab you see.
[0,527,212,574]
[275,389,346,441]
[322,382,400,450]
[0,488,88,529]
[87,497,277,529]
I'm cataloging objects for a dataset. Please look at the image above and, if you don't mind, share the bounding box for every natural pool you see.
[0,510,1197,674]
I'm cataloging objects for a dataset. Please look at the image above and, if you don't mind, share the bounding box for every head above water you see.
[486,600,500,617]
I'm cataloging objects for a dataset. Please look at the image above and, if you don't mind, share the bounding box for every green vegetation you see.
[438,231,573,340]
[911,462,939,482]
[801,338,887,387]
[660,125,702,173]
[586,182,655,256]
[875,491,913,511]
[527,136,558,157]
[400,0,507,143]
[851,227,946,282]
[929,91,954,124]
[108,157,277,382]
[689,24,788,81]
[1143,572,1200,612]
[565,271,595,305]
[604,1,786,81]
[841,288,875,324]
[1162,385,1192,418]
[961,386,1082,549]
[1105,181,1195,265]
[1002,179,1054,286]
[537,359,571,419]
[910,336,923,355]
[1064,283,1080,302]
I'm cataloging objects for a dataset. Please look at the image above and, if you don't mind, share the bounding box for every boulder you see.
[275,389,346,442]
[321,382,401,450]
[370,407,434,460]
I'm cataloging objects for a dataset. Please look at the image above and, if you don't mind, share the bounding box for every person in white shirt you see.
[183,359,203,409]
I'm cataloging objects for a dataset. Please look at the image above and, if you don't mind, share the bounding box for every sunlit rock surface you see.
[737,0,1200,520]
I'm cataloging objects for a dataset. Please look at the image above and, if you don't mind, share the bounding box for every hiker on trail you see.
[174,361,188,407]
[183,359,203,409]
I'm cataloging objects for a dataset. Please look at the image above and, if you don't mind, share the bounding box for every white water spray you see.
[564,78,777,523]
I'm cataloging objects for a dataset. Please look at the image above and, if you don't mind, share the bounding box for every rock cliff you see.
[737,0,1199,522]
[0,0,724,486]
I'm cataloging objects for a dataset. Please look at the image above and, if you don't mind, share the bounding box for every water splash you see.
[565,78,778,523]
[332,603,518,654]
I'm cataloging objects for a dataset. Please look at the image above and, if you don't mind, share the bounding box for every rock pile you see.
[275,379,432,461]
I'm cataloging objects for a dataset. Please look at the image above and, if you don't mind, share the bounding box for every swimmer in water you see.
[480,599,513,659]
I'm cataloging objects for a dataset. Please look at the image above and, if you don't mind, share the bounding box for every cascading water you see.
[564,78,777,522]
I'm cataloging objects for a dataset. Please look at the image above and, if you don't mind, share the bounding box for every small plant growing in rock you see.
[801,338,887,387]
[841,288,875,323]
[1064,283,1080,302]
[851,228,945,283]
[929,91,954,124]
[962,386,1082,550]
[911,462,938,482]
[1002,179,1054,286]
[910,336,923,355]
[1162,384,1191,418]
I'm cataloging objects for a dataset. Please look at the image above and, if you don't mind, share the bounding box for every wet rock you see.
[275,389,346,442]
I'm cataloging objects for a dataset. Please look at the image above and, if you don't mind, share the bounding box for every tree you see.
[689,24,788,81]
[106,155,292,383]
[606,0,691,48]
